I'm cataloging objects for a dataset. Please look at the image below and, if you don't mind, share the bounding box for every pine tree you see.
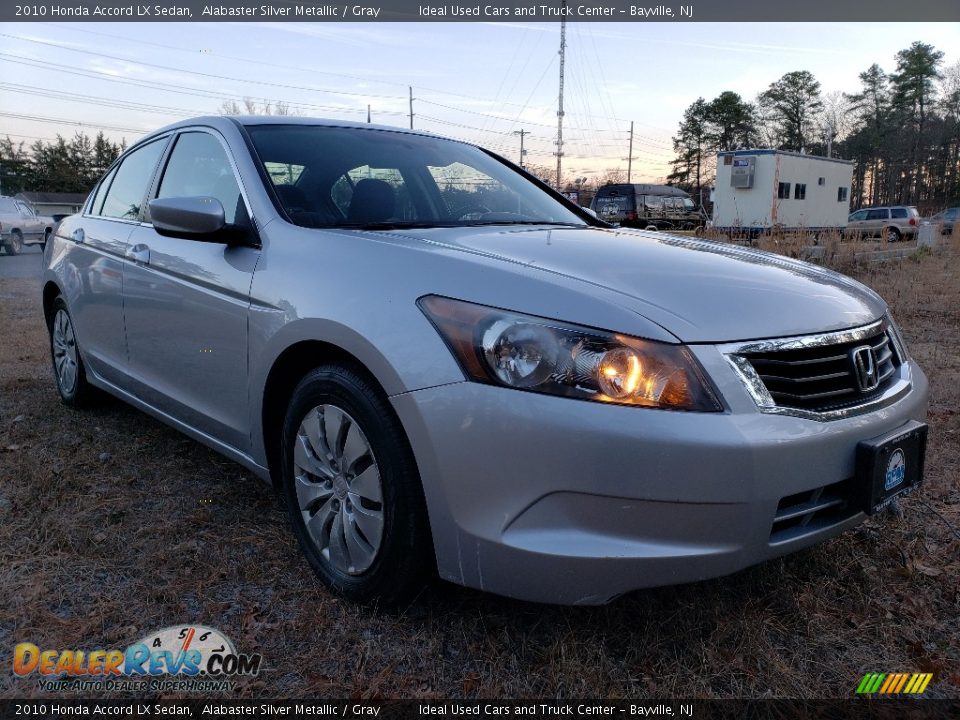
[758,71,823,151]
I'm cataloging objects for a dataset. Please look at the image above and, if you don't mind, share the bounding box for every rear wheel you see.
[885,226,902,243]
[281,364,432,607]
[49,297,95,407]
[7,230,22,255]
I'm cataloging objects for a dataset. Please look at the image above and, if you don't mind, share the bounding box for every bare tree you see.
[220,97,299,116]
[817,91,854,155]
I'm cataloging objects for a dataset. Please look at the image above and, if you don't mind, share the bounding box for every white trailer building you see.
[712,149,853,235]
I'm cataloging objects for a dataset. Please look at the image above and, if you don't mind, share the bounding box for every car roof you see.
[140,115,455,145]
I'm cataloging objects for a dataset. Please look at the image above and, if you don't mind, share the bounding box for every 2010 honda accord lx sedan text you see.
[42,117,929,606]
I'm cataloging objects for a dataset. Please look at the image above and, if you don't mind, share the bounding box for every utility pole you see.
[513,129,528,169]
[555,0,566,189]
[408,86,414,130]
[624,121,637,183]
[367,104,371,123]
[825,123,834,158]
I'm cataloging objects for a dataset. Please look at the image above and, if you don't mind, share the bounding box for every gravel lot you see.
[1,239,957,699]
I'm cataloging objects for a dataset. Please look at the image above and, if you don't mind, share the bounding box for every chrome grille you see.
[742,329,898,413]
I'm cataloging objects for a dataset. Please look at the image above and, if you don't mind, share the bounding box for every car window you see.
[100,139,167,221]
[246,125,585,229]
[89,166,118,216]
[331,165,416,221]
[890,208,907,219]
[849,210,866,221]
[644,196,664,211]
[946,209,958,220]
[866,209,888,221]
[157,132,243,225]
[426,162,546,220]
[16,202,34,217]
[0,198,17,213]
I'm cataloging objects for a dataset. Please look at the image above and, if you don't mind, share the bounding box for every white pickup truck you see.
[0,196,55,255]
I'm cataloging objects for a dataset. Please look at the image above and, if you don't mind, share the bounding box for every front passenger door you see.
[122,130,260,453]
[15,202,42,240]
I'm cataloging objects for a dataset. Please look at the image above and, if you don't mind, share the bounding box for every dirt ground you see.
[1,239,958,700]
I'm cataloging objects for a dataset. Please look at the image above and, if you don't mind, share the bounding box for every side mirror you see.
[149,197,254,245]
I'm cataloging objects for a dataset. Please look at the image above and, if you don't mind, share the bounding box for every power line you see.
[0,111,147,134]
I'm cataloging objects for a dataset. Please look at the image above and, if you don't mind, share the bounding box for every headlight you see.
[886,313,911,362]
[419,295,721,411]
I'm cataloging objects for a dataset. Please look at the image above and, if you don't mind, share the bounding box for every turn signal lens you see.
[419,295,722,412]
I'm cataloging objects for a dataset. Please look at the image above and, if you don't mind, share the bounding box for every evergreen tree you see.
[705,91,756,151]
[891,41,944,200]
[667,98,710,193]
[758,71,823,151]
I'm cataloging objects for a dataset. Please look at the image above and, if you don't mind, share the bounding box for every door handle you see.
[125,244,150,264]
[72,228,85,244]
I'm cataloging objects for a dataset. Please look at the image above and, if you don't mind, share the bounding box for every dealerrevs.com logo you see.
[13,625,263,693]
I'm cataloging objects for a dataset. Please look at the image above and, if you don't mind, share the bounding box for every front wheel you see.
[281,365,432,607]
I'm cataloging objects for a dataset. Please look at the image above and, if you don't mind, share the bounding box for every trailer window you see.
[777,182,791,199]
[837,187,849,202]
[794,184,806,200]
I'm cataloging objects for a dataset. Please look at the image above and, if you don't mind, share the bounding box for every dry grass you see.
[1,238,958,700]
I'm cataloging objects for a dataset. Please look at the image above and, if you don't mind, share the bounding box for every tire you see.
[49,296,95,407]
[7,230,22,255]
[280,364,432,607]
[885,226,902,243]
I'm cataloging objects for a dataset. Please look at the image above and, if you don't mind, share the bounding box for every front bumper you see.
[390,352,929,605]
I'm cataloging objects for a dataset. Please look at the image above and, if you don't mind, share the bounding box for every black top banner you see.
[3,0,959,22]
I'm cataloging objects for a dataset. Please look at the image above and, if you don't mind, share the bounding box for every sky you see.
[1,21,958,184]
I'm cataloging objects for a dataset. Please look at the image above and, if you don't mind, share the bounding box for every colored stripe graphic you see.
[857,672,933,694]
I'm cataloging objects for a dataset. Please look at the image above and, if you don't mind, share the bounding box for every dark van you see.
[591,184,701,231]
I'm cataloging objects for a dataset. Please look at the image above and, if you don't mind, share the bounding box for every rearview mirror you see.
[149,197,254,245]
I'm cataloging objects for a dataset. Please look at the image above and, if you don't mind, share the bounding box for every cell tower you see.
[555,0,566,189]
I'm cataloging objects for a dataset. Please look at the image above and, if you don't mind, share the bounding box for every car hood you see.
[400,225,886,343]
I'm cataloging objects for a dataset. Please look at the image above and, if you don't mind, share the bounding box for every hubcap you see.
[52,309,78,394]
[293,404,384,575]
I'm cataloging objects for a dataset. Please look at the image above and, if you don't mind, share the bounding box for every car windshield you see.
[246,125,588,230]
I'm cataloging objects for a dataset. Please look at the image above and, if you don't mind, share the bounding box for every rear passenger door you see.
[61,137,168,387]
[122,129,260,453]
[865,209,888,236]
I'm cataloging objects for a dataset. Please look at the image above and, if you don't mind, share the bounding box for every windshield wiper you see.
[463,220,587,227]
[334,221,461,230]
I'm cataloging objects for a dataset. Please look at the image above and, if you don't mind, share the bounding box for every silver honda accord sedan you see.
[42,117,928,606]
